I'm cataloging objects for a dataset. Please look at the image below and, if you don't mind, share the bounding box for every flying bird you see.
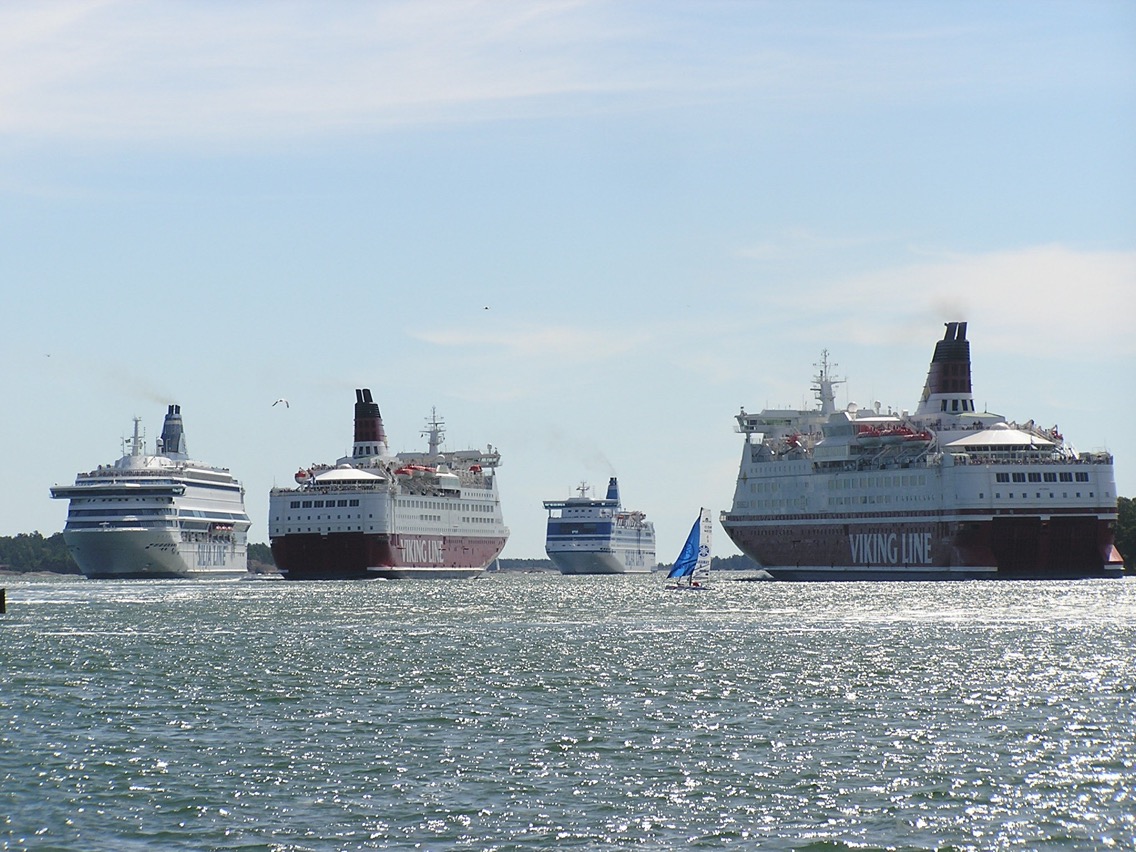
[273,398,289,408]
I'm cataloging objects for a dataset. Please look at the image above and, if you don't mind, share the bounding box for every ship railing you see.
[270,481,392,495]
[76,469,188,481]
[456,471,492,488]
[613,517,646,529]
[945,450,1112,466]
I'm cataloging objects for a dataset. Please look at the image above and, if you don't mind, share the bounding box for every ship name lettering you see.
[401,538,444,564]
[848,532,932,565]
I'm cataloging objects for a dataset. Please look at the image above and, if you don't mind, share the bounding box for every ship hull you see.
[547,551,653,575]
[722,511,1123,581]
[271,531,507,580]
[62,528,248,579]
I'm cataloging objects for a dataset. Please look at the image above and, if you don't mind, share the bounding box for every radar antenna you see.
[812,350,846,415]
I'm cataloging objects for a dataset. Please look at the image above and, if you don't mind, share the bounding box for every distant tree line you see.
[0,532,80,574]
[248,542,274,568]
[1118,496,1135,570]
[3,501,1135,574]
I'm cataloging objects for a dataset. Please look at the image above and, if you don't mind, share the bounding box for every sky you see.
[2,0,1134,561]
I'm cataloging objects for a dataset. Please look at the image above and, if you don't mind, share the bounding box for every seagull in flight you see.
[273,398,289,408]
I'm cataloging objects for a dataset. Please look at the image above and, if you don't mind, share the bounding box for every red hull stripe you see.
[271,532,507,580]
[723,515,1119,579]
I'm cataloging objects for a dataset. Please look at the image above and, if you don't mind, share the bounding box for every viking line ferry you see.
[268,390,508,579]
[720,322,1123,580]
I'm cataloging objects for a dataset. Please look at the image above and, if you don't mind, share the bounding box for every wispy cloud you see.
[0,0,656,141]
[2,1,1121,143]
[780,245,1136,356]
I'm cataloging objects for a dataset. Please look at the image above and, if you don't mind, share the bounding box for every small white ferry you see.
[543,478,656,575]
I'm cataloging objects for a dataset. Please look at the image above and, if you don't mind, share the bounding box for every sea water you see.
[2,574,1134,850]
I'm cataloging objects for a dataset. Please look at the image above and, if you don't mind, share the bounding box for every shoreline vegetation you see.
[3,496,1133,575]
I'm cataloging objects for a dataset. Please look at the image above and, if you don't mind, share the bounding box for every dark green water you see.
[2,574,1134,850]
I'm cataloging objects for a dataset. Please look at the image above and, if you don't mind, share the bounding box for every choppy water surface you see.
[2,574,1134,850]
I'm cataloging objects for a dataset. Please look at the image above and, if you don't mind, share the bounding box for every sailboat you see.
[664,508,713,590]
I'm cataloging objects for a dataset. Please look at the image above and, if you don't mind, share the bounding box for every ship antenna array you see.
[123,417,146,457]
[812,349,845,415]
[423,406,445,456]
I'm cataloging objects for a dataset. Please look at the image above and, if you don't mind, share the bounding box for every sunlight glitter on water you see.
[2,574,1134,849]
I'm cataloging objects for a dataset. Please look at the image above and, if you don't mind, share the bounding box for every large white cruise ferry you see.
[268,390,508,579]
[543,478,656,574]
[720,322,1123,580]
[50,405,251,579]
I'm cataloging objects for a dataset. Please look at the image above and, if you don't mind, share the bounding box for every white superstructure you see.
[51,405,251,579]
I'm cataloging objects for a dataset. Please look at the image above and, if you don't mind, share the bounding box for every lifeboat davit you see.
[295,468,313,484]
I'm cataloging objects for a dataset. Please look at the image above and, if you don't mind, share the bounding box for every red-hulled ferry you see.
[720,323,1123,580]
[269,391,508,579]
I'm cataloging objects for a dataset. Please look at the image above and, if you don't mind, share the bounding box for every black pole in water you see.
[0,588,5,615]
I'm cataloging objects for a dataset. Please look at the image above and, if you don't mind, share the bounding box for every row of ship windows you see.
[995,471,1088,483]
[823,495,935,506]
[550,523,605,534]
[74,497,174,503]
[67,508,247,520]
[830,475,928,490]
[282,514,370,522]
[398,500,494,512]
[997,492,1092,499]
[66,521,244,532]
[751,472,1092,494]
[281,516,498,527]
[747,490,1099,510]
[281,512,497,523]
[751,475,932,494]
[289,499,496,512]
[282,527,371,533]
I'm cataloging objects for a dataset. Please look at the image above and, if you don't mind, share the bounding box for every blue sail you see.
[666,514,702,579]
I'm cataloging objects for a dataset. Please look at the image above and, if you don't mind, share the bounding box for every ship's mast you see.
[125,417,145,458]
[812,350,845,415]
[423,407,445,456]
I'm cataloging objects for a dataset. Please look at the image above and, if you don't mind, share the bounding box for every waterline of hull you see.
[549,552,652,575]
[62,528,248,579]
[272,530,507,580]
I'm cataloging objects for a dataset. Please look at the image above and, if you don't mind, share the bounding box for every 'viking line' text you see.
[400,538,444,565]
[848,532,932,565]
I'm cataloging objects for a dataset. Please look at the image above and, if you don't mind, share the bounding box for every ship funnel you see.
[352,387,388,459]
[606,477,620,502]
[160,404,188,459]
[915,321,974,416]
